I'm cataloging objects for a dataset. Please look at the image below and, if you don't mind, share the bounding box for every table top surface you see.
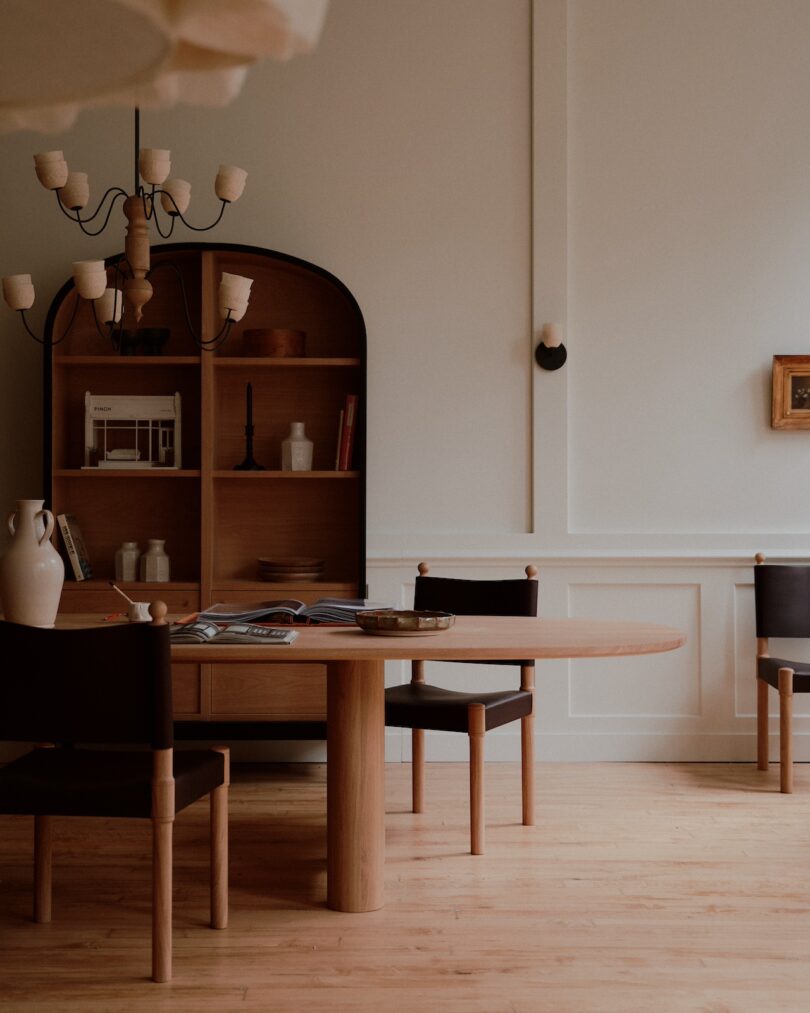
[56,614,686,663]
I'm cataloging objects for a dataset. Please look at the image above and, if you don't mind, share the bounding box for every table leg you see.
[327,659,385,912]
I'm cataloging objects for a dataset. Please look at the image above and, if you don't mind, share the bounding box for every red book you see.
[338,395,358,471]
[334,409,344,469]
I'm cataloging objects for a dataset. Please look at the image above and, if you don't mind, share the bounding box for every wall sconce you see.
[535,323,567,371]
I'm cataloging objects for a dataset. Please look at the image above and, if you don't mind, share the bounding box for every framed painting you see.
[772,355,810,429]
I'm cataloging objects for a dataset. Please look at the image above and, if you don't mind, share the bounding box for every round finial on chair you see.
[417,562,430,576]
[149,600,168,625]
[525,564,538,579]
[755,552,766,565]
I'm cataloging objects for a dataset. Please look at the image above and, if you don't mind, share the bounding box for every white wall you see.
[3,1,810,761]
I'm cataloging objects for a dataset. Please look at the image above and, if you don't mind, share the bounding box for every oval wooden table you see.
[171,615,686,914]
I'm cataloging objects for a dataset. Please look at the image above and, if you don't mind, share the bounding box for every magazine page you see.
[210,624,299,645]
[169,620,221,643]
[301,598,395,623]
[198,600,306,622]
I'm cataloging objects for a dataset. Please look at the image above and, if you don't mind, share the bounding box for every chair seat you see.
[0,748,225,818]
[385,682,532,733]
[757,656,810,692]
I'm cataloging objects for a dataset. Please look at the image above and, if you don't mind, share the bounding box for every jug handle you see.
[6,510,16,537]
[36,509,55,546]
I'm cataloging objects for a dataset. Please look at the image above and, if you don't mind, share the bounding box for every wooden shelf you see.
[213,470,359,479]
[54,469,201,478]
[214,357,360,368]
[212,581,359,593]
[53,355,200,366]
[64,579,200,592]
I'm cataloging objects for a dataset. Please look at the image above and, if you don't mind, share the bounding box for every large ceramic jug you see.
[0,499,64,627]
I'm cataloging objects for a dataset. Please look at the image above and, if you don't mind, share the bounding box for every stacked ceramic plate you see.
[258,556,325,582]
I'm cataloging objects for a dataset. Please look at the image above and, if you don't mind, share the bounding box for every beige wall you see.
[4,1,810,760]
[0,0,532,545]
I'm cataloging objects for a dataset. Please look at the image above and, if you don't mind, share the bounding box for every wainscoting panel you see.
[567,582,701,718]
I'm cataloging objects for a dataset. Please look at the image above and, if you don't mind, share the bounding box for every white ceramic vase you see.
[281,421,313,471]
[0,499,65,627]
[115,540,140,581]
[140,539,170,582]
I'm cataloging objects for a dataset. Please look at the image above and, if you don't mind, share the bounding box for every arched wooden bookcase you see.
[45,242,366,737]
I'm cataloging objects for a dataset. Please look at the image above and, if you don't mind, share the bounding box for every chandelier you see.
[3,107,252,350]
[0,0,329,351]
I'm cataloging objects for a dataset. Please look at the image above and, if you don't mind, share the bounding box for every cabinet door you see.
[210,664,326,720]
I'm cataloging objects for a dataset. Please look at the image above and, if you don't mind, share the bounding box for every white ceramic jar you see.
[140,539,170,582]
[0,499,65,626]
[114,541,140,581]
[281,421,313,471]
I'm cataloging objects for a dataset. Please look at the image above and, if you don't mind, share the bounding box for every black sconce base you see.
[535,342,567,371]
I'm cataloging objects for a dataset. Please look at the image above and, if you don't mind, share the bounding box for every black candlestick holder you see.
[233,423,265,470]
[233,382,265,470]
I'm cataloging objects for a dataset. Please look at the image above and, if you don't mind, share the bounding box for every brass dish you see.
[355,609,455,637]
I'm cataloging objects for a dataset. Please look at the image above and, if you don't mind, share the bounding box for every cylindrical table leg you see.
[327,659,385,912]
[34,815,52,924]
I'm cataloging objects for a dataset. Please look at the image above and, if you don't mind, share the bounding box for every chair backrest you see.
[413,563,539,667]
[0,620,173,747]
[754,562,810,639]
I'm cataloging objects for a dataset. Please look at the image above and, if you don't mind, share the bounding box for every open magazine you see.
[197,598,393,625]
[170,620,299,645]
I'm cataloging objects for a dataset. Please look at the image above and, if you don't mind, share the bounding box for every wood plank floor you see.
[2,762,810,1012]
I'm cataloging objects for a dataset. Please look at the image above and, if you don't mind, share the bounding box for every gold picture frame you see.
[772,355,810,429]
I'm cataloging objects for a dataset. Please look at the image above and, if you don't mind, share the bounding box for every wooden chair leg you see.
[468,704,486,855]
[152,747,174,983]
[521,715,535,827]
[756,677,769,771]
[152,818,173,982]
[412,728,425,813]
[210,746,229,930]
[411,659,426,814]
[33,815,52,924]
[778,668,794,794]
[520,664,535,826]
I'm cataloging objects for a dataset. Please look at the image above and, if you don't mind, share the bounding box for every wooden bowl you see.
[243,328,306,357]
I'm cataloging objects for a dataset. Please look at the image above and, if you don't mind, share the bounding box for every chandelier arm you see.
[50,291,82,345]
[203,317,236,351]
[54,187,128,232]
[17,310,47,345]
[90,299,121,349]
[151,207,176,240]
[153,191,228,232]
[23,290,82,346]
[66,190,130,237]
[141,187,157,223]
[147,259,234,348]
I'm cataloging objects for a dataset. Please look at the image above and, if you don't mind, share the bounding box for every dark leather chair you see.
[385,562,538,854]
[754,553,810,793]
[0,603,229,982]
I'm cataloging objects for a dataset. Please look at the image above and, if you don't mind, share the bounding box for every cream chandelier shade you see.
[0,0,329,134]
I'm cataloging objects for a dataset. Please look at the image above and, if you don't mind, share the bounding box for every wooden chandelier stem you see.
[123,194,153,322]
